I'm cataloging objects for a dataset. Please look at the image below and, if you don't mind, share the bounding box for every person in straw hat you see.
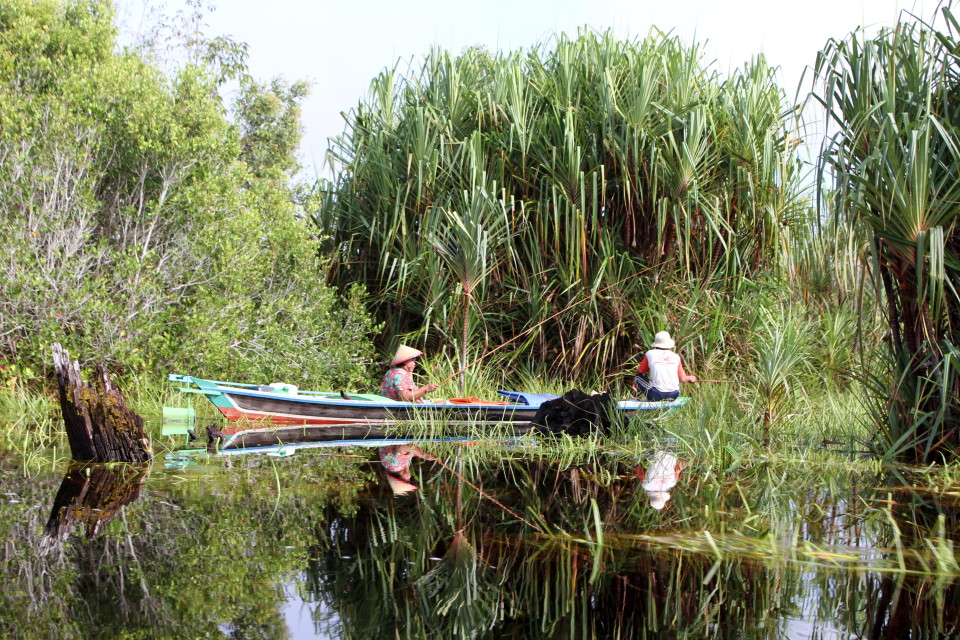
[380,345,440,403]
[632,331,697,401]
[380,443,436,495]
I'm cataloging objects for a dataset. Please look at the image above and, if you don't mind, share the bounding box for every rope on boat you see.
[432,457,546,534]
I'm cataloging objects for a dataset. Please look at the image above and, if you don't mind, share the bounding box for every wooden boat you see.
[167,374,689,448]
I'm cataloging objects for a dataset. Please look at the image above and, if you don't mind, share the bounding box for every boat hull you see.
[167,374,690,449]
[218,389,541,427]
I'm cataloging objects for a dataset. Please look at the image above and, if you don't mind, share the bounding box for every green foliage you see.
[748,309,811,429]
[236,76,309,179]
[814,7,960,460]
[0,0,378,390]
[317,30,811,379]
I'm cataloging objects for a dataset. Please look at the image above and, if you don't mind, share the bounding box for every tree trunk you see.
[52,342,152,462]
[460,293,469,395]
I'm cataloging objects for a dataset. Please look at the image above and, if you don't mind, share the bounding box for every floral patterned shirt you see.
[379,445,411,473]
[380,367,416,401]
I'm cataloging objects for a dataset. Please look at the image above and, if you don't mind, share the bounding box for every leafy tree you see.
[0,0,378,390]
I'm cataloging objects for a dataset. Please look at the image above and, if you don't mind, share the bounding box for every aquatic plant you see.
[317,29,809,379]
[814,7,960,461]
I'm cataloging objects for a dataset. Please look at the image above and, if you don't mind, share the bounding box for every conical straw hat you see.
[386,474,418,495]
[391,345,423,366]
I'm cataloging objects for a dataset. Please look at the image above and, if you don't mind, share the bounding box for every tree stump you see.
[52,342,152,462]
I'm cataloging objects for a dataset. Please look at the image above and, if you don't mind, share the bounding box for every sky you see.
[117,0,928,178]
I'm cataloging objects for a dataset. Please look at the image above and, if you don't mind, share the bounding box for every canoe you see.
[167,374,689,448]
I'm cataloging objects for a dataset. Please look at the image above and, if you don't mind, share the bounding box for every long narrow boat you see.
[167,374,689,448]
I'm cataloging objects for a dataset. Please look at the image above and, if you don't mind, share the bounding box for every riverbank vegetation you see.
[0,0,379,392]
[0,1,958,463]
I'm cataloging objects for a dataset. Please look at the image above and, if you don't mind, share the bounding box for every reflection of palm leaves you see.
[415,530,501,638]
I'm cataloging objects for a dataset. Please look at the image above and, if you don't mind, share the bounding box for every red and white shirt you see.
[637,349,688,393]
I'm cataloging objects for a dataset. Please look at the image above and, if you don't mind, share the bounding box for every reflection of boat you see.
[165,436,535,461]
[167,374,689,448]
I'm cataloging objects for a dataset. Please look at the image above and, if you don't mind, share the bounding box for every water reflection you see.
[379,444,436,495]
[39,463,148,553]
[0,447,956,638]
[638,450,683,510]
[304,455,960,639]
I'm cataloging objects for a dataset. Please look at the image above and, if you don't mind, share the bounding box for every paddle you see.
[621,372,729,383]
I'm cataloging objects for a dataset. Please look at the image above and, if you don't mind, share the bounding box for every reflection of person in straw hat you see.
[379,345,440,403]
[380,444,436,495]
[632,331,697,401]
[636,450,684,510]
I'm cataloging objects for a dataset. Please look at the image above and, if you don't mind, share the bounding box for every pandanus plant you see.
[814,8,960,461]
[429,181,509,393]
[319,29,809,379]
[749,311,810,435]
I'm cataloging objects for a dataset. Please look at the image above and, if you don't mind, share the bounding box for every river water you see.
[0,437,957,639]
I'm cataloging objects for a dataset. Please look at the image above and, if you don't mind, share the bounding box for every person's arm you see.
[632,355,650,391]
[674,459,685,480]
[397,382,440,402]
[637,355,650,374]
[405,444,437,462]
[678,361,697,383]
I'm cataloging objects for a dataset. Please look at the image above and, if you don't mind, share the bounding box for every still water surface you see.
[0,438,957,639]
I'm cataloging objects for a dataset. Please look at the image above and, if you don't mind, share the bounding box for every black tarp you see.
[532,390,613,437]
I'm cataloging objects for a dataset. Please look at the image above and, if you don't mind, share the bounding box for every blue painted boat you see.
[167,374,689,448]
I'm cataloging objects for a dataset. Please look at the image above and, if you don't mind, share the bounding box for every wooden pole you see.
[52,343,152,462]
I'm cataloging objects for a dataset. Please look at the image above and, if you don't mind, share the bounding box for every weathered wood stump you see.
[52,342,152,462]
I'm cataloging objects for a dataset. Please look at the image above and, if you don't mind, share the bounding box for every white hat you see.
[391,345,423,366]
[651,331,675,349]
[646,490,671,510]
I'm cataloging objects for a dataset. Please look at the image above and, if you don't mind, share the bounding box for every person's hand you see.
[423,382,440,393]
[686,375,697,383]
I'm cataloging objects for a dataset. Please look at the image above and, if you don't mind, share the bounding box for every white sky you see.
[118,0,927,177]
